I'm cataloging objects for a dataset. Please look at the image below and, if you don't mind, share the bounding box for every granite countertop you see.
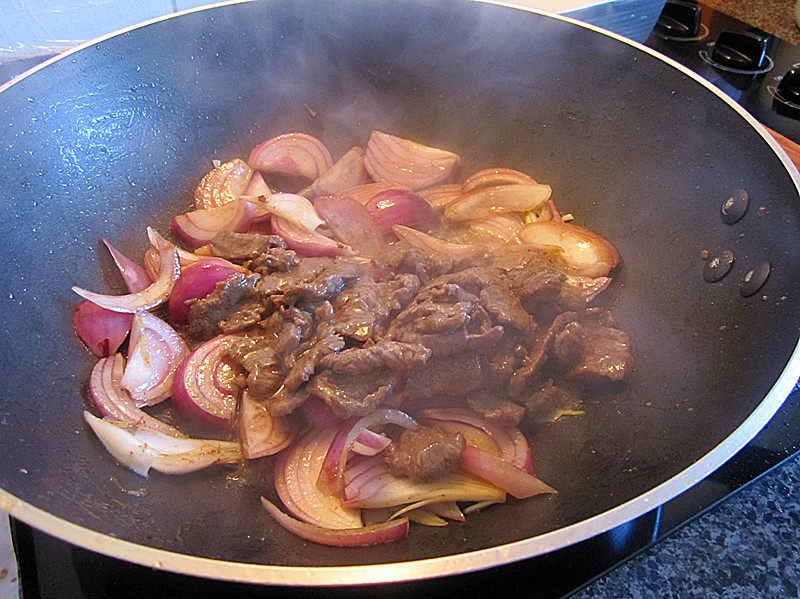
[703,0,800,45]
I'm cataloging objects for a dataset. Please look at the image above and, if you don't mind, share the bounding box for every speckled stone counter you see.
[703,0,800,45]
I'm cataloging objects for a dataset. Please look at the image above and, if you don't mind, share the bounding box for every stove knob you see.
[776,67,800,105]
[711,31,770,71]
[654,1,702,38]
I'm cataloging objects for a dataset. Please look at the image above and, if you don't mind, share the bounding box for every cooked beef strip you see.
[219,301,266,334]
[374,242,457,284]
[278,257,363,306]
[211,231,288,261]
[404,354,484,400]
[309,368,396,418]
[552,322,633,384]
[466,394,525,427]
[273,307,314,369]
[522,378,580,424]
[281,302,345,394]
[318,340,430,373]
[258,257,334,297]
[485,331,528,385]
[228,337,284,400]
[246,248,297,275]
[187,273,261,339]
[384,425,465,482]
[491,245,565,305]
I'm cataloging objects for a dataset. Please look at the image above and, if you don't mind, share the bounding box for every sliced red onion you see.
[460,445,555,499]
[145,227,246,277]
[563,275,612,304]
[392,225,485,261]
[238,391,296,459]
[402,508,448,527]
[461,168,536,194]
[342,182,411,205]
[364,131,459,190]
[466,213,524,244]
[271,215,348,258]
[84,411,241,477]
[72,243,180,313]
[171,200,259,250]
[444,184,552,221]
[318,409,419,495]
[89,354,185,437]
[72,300,133,357]
[170,335,243,428]
[418,183,462,209]
[342,456,505,508]
[261,498,408,547]
[194,158,254,210]
[255,193,324,233]
[121,311,189,407]
[242,171,271,197]
[352,429,391,457]
[305,146,370,198]
[102,238,152,293]
[248,133,332,180]
[168,259,240,325]
[365,189,439,235]
[274,427,363,529]
[518,221,620,277]
[313,194,386,257]
[424,501,465,522]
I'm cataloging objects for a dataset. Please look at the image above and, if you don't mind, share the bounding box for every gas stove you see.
[7,2,800,598]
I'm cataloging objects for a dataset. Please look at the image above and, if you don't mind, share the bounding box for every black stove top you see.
[8,2,800,598]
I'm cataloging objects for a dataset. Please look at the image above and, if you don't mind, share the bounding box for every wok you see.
[1,0,799,586]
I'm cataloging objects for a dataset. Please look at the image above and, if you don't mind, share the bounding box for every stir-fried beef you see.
[187,273,261,338]
[522,378,580,424]
[404,354,484,399]
[258,257,335,297]
[384,425,465,482]
[319,340,430,373]
[278,257,363,306]
[211,231,287,261]
[246,248,297,275]
[309,368,397,418]
[485,331,528,385]
[219,301,266,334]
[552,321,633,384]
[229,337,284,400]
[492,246,565,305]
[374,242,457,284]
[466,394,526,427]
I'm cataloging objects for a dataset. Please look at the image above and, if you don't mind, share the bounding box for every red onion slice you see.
[170,335,243,428]
[84,411,241,477]
[102,238,152,293]
[392,225,485,261]
[465,213,524,244]
[72,242,180,313]
[298,397,342,428]
[242,171,271,197]
[261,498,408,547]
[364,131,459,190]
[89,354,186,437]
[461,168,536,193]
[460,445,555,499]
[72,300,133,357]
[444,184,552,221]
[424,501,465,522]
[194,158,254,210]
[168,259,241,325]
[249,133,333,180]
[238,391,296,459]
[313,194,386,257]
[271,215,348,258]
[318,409,419,495]
[121,311,189,407]
[171,200,259,250]
[365,189,439,235]
[342,182,411,205]
[417,183,462,209]
[256,193,324,233]
[305,146,370,198]
[274,427,363,529]
[352,429,391,457]
[518,221,620,277]
[342,456,505,508]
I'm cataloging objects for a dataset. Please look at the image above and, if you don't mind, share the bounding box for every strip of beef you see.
[551,321,633,384]
[187,273,261,339]
[485,330,528,386]
[219,301,266,334]
[258,257,335,297]
[228,337,283,400]
[466,394,526,427]
[373,241,457,284]
[558,275,612,310]
[404,354,484,400]
[282,303,344,395]
[246,248,297,275]
[211,231,288,261]
[383,425,465,482]
[278,257,363,306]
[309,368,396,418]
[491,245,565,306]
[508,311,578,398]
[318,340,430,373]
[331,274,420,341]
[387,282,503,356]
[522,378,580,424]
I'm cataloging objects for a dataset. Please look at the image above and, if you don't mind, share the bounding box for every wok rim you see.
[1,0,799,586]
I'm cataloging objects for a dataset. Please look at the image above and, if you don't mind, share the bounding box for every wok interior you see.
[0,0,799,567]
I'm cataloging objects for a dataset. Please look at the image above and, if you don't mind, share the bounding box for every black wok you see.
[1,0,799,586]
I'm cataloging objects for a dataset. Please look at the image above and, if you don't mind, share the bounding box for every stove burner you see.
[699,46,774,75]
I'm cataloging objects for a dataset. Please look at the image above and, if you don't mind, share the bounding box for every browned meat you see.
[331,274,420,341]
[374,242,456,284]
[319,340,430,373]
[387,283,503,356]
[492,245,564,305]
[219,301,265,334]
[466,394,525,427]
[273,307,314,368]
[211,231,287,261]
[258,257,334,297]
[228,338,284,400]
[246,248,297,275]
[485,332,528,385]
[522,379,579,424]
[309,369,397,418]
[405,354,484,399]
[282,302,345,394]
[187,273,261,338]
[279,257,363,306]
[552,322,633,384]
[384,425,465,482]
[508,311,577,397]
